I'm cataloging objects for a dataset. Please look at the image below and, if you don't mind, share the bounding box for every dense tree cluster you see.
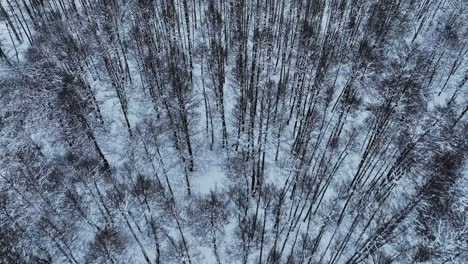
[0,0,467,263]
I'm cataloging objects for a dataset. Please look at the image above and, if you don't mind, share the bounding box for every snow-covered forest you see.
[0,0,467,263]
